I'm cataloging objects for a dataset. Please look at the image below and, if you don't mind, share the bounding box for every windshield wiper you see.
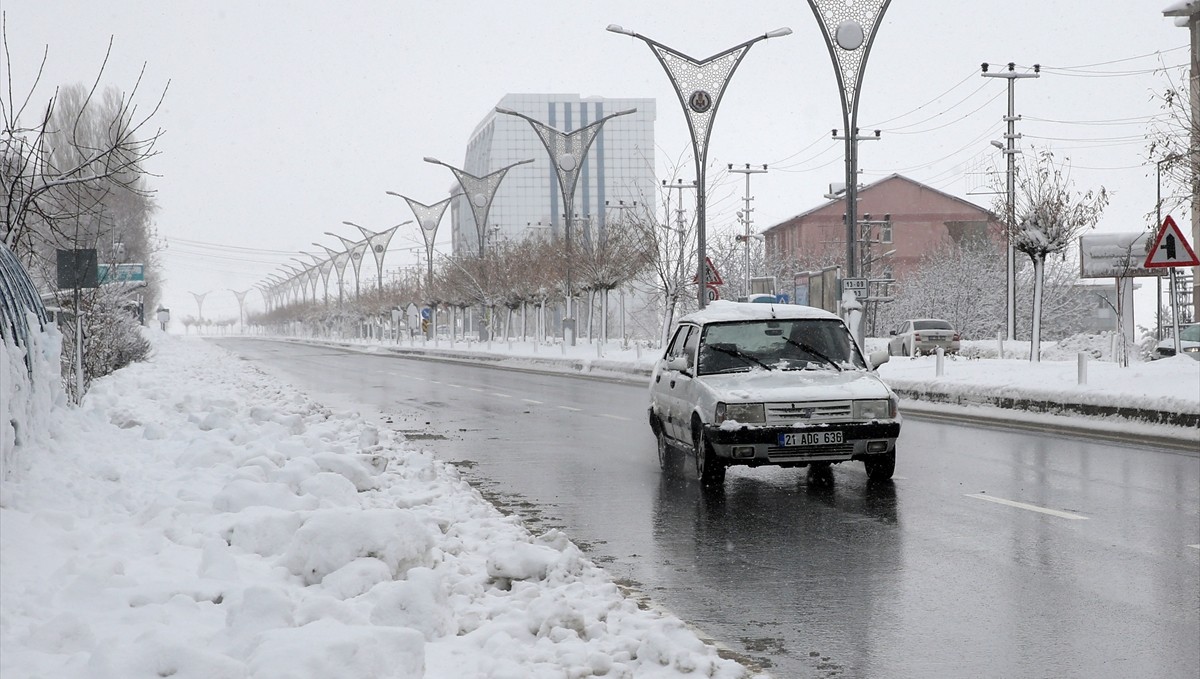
[780,337,844,372]
[705,344,773,371]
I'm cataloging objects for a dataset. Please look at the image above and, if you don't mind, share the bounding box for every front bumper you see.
[704,421,900,466]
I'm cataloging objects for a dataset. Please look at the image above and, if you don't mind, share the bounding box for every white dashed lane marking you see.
[600,414,631,421]
[523,399,543,405]
[964,493,1088,520]
[558,406,582,412]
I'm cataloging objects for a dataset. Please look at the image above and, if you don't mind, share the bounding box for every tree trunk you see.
[600,289,609,344]
[659,289,679,350]
[1030,255,1044,363]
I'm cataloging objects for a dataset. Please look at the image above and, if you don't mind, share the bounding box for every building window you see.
[879,221,893,244]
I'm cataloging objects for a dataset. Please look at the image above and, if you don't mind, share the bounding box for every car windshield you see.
[913,320,952,330]
[697,319,866,375]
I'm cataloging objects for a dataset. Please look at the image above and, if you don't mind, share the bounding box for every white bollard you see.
[935,346,945,376]
[997,332,1005,359]
[1078,352,1088,385]
[597,342,603,358]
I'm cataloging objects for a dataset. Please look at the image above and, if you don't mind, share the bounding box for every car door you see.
[672,325,702,446]
[652,324,692,441]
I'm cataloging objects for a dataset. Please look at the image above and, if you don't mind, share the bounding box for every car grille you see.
[768,443,855,461]
[765,400,853,425]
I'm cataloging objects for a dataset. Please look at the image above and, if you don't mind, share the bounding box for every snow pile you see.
[1,332,754,679]
[1,317,66,486]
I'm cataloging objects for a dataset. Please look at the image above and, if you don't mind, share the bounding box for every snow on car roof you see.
[679,300,842,325]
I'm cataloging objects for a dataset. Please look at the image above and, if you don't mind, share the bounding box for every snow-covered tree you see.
[1001,150,1109,362]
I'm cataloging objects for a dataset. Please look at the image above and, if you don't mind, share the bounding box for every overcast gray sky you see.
[6,1,1189,323]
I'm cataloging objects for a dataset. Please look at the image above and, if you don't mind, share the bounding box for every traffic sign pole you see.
[1144,215,1199,356]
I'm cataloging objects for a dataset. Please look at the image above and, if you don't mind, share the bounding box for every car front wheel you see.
[864,450,896,482]
[693,426,726,488]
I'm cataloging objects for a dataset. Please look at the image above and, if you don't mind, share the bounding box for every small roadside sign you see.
[1144,215,1199,269]
[692,257,723,286]
[705,284,720,302]
[841,278,868,299]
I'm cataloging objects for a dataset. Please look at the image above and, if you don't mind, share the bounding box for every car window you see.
[913,320,952,330]
[681,325,701,370]
[1179,325,1200,342]
[698,319,865,374]
[665,325,690,360]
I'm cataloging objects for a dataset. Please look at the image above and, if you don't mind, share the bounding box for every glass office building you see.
[450,94,657,256]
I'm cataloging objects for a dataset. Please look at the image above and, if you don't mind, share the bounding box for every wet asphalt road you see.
[215,339,1200,679]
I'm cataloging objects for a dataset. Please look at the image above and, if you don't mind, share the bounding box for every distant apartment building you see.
[451,94,657,256]
[762,174,1003,283]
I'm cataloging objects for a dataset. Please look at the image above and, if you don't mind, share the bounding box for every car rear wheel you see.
[864,450,896,482]
[693,426,725,488]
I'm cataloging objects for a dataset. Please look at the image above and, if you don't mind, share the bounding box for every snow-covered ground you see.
[2,328,1196,679]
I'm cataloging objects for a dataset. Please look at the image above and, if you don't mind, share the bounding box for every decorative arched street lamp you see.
[188,290,209,323]
[315,243,351,306]
[342,219,410,290]
[324,231,370,298]
[607,23,791,309]
[805,0,892,281]
[423,156,534,255]
[494,106,636,345]
[387,192,454,339]
[228,288,250,332]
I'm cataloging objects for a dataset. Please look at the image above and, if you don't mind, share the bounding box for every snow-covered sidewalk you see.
[1,333,756,679]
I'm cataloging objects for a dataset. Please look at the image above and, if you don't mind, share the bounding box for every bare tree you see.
[2,22,168,257]
[576,216,653,343]
[999,150,1109,361]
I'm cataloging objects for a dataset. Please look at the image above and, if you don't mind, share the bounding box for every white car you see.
[648,301,901,488]
[1153,323,1200,360]
[887,318,961,356]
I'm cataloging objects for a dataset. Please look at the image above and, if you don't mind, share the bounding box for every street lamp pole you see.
[188,290,209,323]
[423,156,534,254]
[387,192,453,340]
[983,61,1039,342]
[325,231,369,299]
[806,0,892,283]
[494,106,636,344]
[608,24,791,309]
[315,243,349,307]
[343,220,409,291]
[228,288,250,333]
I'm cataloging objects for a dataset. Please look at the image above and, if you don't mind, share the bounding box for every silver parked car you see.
[1152,323,1200,360]
[888,318,961,356]
[648,301,901,488]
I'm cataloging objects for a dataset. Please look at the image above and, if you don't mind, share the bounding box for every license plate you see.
[778,431,843,447]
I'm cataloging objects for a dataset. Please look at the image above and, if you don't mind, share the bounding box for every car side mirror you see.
[666,356,688,371]
[868,349,890,370]
[889,330,897,336]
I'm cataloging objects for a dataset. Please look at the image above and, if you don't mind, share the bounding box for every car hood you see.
[698,368,893,402]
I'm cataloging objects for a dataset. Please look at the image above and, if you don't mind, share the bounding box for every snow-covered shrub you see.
[2,314,66,484]
[59,285,152,399]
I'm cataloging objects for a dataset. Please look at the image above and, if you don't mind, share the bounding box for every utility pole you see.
[831,129,880,279]
[982,61,1039,342]
[662,177,697,240]
[729,163,768,296]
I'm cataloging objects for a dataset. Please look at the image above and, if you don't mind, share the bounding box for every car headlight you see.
[1184,346,1200,353]
[715,402,765,424]
[853,399,892,420]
